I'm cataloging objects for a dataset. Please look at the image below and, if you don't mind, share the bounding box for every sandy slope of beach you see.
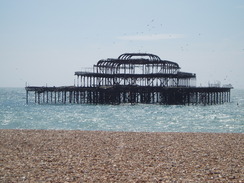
[0,130,243,182]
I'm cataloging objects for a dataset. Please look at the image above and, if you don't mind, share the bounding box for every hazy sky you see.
[1,0,244,88]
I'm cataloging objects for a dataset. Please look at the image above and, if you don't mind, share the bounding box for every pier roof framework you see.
[75,53,196,87]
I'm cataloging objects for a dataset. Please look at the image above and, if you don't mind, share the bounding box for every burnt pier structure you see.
[25,53,232,105]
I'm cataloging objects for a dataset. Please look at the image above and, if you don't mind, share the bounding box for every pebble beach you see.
[0,130,243,182]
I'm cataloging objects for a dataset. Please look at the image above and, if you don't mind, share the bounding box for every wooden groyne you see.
[25,53,232,105]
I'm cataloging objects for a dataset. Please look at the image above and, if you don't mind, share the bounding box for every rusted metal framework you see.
[75,53,196,87]
[25,53,232,105]
[26,86,231,105]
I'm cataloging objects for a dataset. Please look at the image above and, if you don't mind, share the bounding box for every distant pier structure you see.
[25,53,232,105]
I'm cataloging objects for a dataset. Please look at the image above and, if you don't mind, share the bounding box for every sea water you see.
[0,88,243,133]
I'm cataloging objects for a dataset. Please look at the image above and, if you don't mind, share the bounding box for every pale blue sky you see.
[1,0,244,88]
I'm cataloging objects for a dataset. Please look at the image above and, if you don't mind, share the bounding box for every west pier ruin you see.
[25,53,232,105]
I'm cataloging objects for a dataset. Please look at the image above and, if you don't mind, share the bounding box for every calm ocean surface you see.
[0,88,243,133]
